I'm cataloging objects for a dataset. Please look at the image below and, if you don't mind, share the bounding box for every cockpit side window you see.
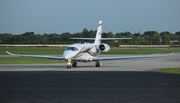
[65,47,79,51]
[71,47,75,51]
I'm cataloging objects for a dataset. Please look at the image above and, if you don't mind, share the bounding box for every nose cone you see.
[63,51,69,59]
[63,51,76,59]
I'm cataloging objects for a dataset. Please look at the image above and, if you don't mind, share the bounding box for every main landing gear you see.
[67,61,77,69]
[95,61,101,67]
[72,61,77,67]
[66,61,101,69]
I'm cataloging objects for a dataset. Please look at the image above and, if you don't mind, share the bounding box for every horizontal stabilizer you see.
[100,38,132,40]
[70,38,95,40]
[70,38,132,40]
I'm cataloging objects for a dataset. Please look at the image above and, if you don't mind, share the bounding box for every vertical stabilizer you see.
[94,20,102,45]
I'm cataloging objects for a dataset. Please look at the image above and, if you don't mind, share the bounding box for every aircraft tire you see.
[74,62,77,67]
[95,61,100,67]
[72,61,77,67]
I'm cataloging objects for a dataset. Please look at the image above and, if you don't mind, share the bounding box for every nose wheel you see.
[67,61,72,69]
[95,61,101,67]
[67,61,77,69]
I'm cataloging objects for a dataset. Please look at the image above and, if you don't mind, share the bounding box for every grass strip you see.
[154,68,180,74]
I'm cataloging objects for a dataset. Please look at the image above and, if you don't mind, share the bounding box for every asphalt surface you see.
[0,71,180,103]
[0,53,180,103]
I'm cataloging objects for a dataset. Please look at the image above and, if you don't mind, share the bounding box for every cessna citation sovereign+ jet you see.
[6,20,172,68]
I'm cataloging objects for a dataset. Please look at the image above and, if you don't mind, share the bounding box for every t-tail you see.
[94,20,102,45]
[70,20,132,43]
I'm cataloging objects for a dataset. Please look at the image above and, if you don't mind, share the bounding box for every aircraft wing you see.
[91,53,174,61]
[6,51,64,60]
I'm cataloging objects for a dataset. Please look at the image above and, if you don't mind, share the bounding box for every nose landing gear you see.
[67,61,72,69]
[67,61,77,69]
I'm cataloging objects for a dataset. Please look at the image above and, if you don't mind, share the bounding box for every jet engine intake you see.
[99,43,110,52]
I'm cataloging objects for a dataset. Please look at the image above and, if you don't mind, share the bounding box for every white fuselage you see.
[63,43,101,62]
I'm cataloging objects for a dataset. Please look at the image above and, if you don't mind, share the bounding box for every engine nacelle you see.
[99,43,110,52]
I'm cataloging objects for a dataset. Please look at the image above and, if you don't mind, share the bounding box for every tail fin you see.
[94,20,102,45]
[70,20,131,44]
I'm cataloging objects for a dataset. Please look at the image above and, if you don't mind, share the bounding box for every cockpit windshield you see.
[65,47,79,51]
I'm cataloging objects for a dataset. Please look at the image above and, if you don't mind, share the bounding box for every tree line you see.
[0,29,180,46]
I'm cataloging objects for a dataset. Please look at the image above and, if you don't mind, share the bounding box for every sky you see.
[0,0,180,34]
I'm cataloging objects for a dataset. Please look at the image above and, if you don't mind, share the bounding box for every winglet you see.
[6,51,12,55]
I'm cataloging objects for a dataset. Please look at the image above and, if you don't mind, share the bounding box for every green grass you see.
[0,47,179,64]
[154,68,180,74]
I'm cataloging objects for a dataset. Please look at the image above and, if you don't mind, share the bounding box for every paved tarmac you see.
[0,53,180,103]
[0,71,180,103]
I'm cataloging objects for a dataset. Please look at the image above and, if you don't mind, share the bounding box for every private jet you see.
[6,20,172,68]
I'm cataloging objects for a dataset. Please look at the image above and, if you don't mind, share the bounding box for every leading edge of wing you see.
[91,53,174,61]
[6,51,64,60]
